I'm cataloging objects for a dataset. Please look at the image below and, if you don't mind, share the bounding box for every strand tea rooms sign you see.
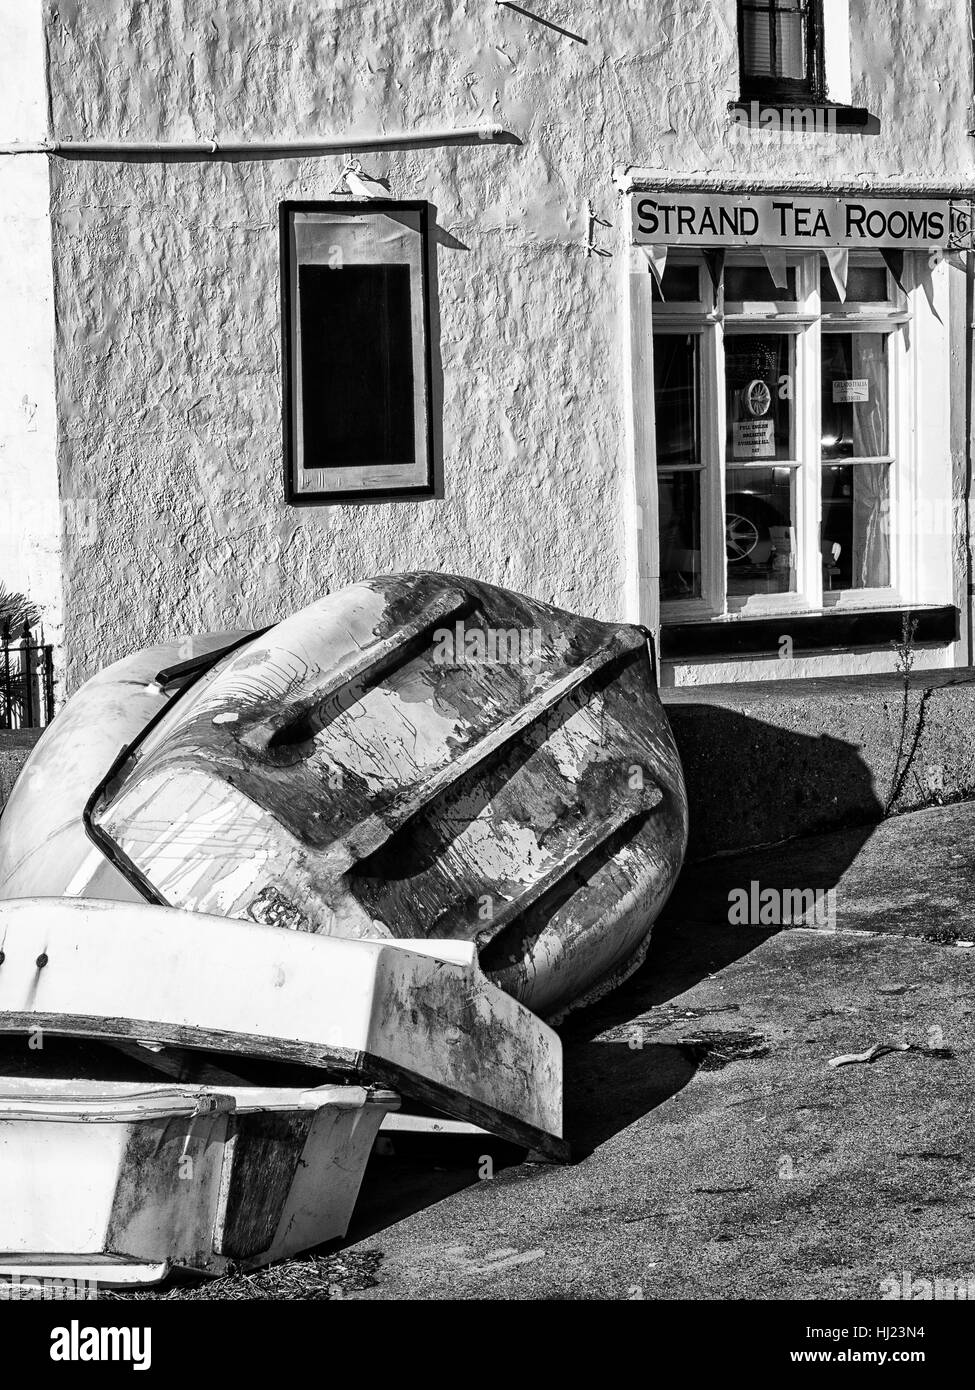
[632,193,975,249]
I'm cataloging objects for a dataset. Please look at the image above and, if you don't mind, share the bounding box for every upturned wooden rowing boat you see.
[0,574,687,1022]
[0,1076,398,1286]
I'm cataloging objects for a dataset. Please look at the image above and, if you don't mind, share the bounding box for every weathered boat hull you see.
[0,897,564,1157]
[0,1077,397,1285]
[0,574,687,1021]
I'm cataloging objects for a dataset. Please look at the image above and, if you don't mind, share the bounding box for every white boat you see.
[0,896,563,1283]
[0,897,564,1158]
[0,1078,397,1287]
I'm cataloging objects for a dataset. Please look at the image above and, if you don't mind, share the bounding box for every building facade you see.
[1,0,974,698]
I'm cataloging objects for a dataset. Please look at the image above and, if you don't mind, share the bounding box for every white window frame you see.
[645,249,916,627]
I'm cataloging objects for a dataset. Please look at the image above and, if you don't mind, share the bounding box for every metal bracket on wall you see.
[586,199,612,258]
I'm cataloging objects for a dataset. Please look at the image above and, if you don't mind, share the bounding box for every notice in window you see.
[733,418,775,458]
[832,379,870,404]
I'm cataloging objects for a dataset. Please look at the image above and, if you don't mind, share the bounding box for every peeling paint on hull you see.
[69,573,688,1021]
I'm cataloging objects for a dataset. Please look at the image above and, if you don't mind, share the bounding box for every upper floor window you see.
[737,0,825,101]
[280,200,435,505]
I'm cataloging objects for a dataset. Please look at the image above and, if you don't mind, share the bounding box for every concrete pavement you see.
[345,804,975,1300]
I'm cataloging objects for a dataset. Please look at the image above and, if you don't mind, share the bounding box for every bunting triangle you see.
[639,245,669,298]
[704,249,726,299]
[880,248,907,295]
[760,247,789,290]
[822,247,849,302]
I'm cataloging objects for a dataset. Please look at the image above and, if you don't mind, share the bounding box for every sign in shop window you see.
[725,334,798,599]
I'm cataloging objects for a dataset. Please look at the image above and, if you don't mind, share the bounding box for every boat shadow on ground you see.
[558,811,882,1154]
[351,711,886,1235]
[349,808,883,1237]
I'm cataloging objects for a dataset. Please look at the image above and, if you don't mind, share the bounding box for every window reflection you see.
[659,472,702,600]
[821,334,888,460]
[654,334,700,466]
[726,466,796,597]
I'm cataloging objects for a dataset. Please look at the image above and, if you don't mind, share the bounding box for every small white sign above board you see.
[832,379,870,403]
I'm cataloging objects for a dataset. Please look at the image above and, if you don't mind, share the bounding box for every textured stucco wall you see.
[0,4,63,672]
[40,0,975,690]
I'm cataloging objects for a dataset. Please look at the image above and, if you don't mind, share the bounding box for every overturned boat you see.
[0,573,688,1023]
[0,897,563,1284]
[0,573,686,1283]
[0,1075,399,1286]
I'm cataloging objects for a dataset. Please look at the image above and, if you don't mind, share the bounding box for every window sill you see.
[729,100,877,134]
[660,605,958,661]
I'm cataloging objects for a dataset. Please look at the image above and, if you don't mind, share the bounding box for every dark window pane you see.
[821,333,888,459]
[654,334,700,467]
[743,11,773,76]
[725,334,794,461]
[740,0,813,87]
[299,263,415,468]
[774,9,805,78]
[822,463,891,590]
[651,263,702,302]
[820,263,890,303]
[726,466,797,597]
[659,472,702,601]
[724,264,797,302]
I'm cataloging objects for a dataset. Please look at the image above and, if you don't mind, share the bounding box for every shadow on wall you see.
[666,705,885,862]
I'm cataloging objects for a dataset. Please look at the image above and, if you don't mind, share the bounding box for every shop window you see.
[820,262,889,304]
[725,264,797,303]
[655,333,704,600]
[651,251,910,622]
[651,263,706,303]
[280,200,435,503]
[820,332,891,593]
[737,0,825,102]
[725,333,798,598]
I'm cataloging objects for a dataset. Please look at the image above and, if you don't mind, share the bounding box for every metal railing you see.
[0,621,55,730]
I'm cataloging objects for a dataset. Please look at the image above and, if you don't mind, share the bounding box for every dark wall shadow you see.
[666,704,885,862]
[424,201,469,503]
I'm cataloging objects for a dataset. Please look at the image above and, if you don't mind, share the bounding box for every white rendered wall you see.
[0,2,62,674]
[30,0,975,688]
